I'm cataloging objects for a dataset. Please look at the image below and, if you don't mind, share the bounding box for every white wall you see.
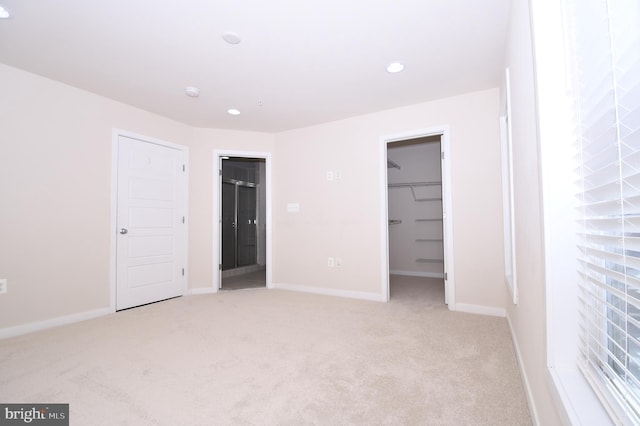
[272,88,507,310]
[503,0,564,424]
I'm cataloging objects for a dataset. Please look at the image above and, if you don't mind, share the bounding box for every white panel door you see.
[116,136,186,310]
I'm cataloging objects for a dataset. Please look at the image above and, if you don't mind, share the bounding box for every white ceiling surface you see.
[0,0,510,132]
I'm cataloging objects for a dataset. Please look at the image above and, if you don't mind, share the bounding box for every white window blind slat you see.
[584,112,618,146]
[585,198,624,216]
[581,234,640,252]
[581,273,640,309]
[618,60,640,89]
[581,246,625,266]
[583,180,621,201]
[623,153,640,175]
[582,128,617,157]
[586,161,622,188]
[623,256,640,271]
[624,215,640,230]
[582,216,623,231]
[623,199,640,214]
[620,102,640,129]
[622,170,640,192]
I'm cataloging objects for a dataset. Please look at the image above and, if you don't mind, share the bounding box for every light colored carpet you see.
[0,276,531,425]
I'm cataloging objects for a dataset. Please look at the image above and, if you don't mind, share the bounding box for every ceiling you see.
[0,0,511,133]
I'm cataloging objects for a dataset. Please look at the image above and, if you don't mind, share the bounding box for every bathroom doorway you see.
[220,157,267,290]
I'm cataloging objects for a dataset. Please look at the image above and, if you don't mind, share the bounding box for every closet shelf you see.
[387,159,401,170]
[416,258,444,263]
[416,218,443,222]
[415,238,443,242]
[388,219,402,225]
[388,182,442,202]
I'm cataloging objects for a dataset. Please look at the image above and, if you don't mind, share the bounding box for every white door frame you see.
[379,126,455,307]
[109,129,189,312]
[212,150,272,292]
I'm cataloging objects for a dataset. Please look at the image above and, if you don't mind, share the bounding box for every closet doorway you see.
[219,156,267,290]
[383,129,454,306]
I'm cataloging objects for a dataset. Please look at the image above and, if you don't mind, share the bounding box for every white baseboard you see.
[0,307,112,340]
[454,303,506,317]
[390,270,445,279]
[507,313,541,426]
[272,282,386,302]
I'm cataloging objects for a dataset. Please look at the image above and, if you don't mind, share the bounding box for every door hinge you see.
[444,272,448,280]
[441,152,445,160]
[182,164,186,172]
[219,264,222,271]
[182,268,185,276]
[182,216,185,224]
[219,169,222,176]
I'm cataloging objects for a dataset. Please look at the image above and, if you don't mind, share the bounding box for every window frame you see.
[532,0,609,423]
[534,0,640,424]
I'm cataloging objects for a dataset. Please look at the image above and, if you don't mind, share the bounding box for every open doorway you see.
[219,157,267,290]
[384,130,453,306]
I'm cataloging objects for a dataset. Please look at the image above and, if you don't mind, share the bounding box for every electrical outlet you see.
[327,257,335,268]
[0,279,7,295]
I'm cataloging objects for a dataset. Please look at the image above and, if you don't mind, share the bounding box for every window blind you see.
[568,0,640,423]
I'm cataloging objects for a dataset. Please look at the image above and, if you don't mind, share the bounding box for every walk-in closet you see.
[387,135,445,301]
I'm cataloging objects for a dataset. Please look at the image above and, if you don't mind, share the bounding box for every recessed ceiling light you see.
[185,86,200,97]
[0,6,11,19]
[387,62,405,73]
[222,32,242,44]
[227,109,241,116]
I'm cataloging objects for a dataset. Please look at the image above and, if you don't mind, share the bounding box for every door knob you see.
[119,228,128,235]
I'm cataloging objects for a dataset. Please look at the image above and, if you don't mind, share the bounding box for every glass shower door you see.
[221,182,237,271]
[237,185,257,267]
[221,180,257,271]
